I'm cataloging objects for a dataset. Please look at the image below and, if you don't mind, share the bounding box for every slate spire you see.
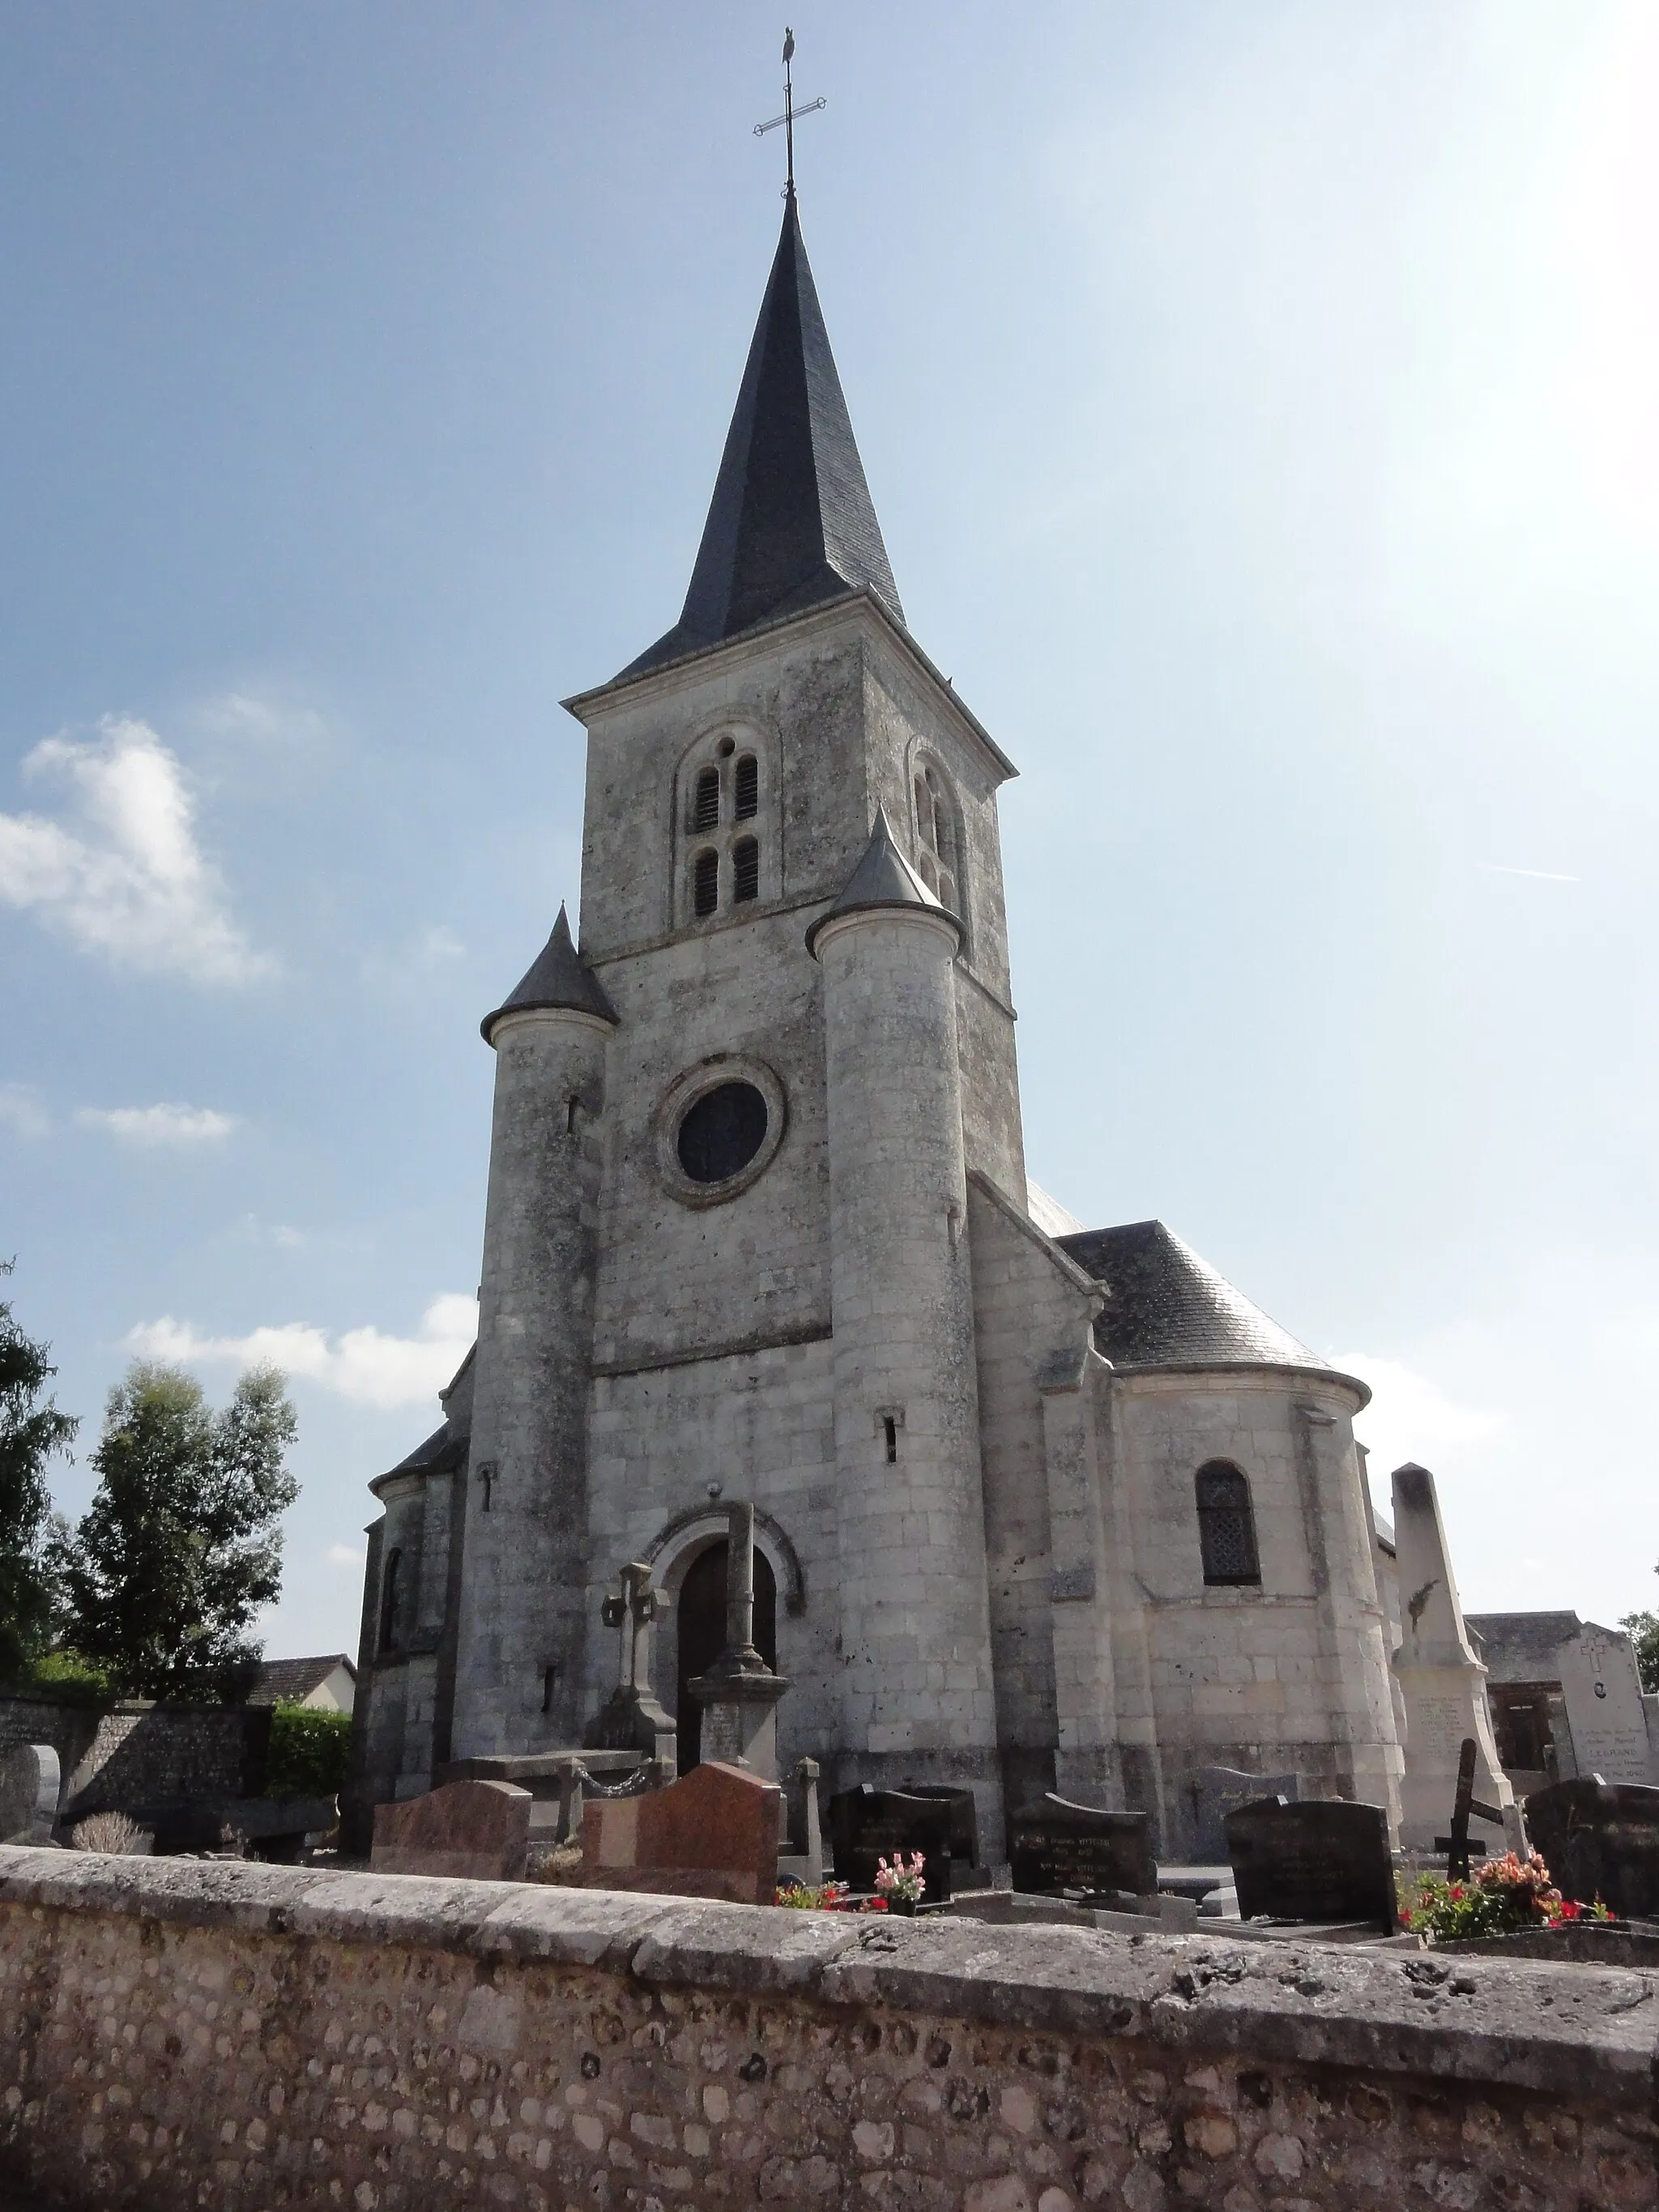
[480,904,617,1044]
[619,197,904,680]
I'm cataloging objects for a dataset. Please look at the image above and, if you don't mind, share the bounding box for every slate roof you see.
[617,196,903,681]
[1056,1219,1332,1376]
[1465,1612,1585,1681]
[245,1654,356,1707]
[481,904,616,1043]
[805,806,957,954]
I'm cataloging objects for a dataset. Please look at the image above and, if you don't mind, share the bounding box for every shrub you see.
[25,1648,116,1704]
[71,1810,148,1855]
[265,1703,352,1798]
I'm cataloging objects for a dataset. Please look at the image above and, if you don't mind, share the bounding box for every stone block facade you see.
[2,1848,1656,2212]
[351,206,1407,1868]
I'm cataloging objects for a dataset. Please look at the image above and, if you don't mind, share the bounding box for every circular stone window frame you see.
[653,1055,788,1208]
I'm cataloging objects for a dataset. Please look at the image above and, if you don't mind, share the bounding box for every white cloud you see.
[0,1082,50,1138]
[325,1542,365,1570]
[1335,1349,1506,1498]
[0,717,271,983]
[124,1294,478,1411]
[77,1102,239,1147]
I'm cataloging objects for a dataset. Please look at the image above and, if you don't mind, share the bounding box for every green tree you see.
[54,1361,297,1700]
[1619,1610,1659,1696]
[0,1263,79,1681]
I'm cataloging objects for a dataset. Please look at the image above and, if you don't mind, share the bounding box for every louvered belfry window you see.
[693,849,719,917]
[693,765,721,832]
[732,837,759,903]
[1196,1462,1260,1585]
[735,754,759,820]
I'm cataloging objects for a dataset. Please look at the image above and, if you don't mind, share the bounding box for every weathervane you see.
[753,27,825,198]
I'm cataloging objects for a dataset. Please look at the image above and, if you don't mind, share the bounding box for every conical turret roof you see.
[618,197,903,680]
[805,806,960,956]
[480,904,616,1043]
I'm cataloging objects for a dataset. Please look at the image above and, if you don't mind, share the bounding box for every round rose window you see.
[676,1080,769,1185]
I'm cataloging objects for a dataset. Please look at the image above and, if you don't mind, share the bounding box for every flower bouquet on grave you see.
[774,1878,889,1913]
[1397,1851,1612,1940]
[873,1851,927,1914]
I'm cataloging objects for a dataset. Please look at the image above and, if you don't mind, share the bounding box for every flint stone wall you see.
[1,1846,1655,2212]
[0,1695,271,1820]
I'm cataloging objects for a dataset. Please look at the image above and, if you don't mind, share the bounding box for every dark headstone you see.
[1225,1798,1397,1933]
[827,1785,953,1903]
[1009,1794,1155,1900]
[1524,1778,1659,1920]
[896,1784,979,1868]
[1192,1767,1299,1862]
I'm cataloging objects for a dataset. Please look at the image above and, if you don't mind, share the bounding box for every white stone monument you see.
[1390,1463,1520,1856]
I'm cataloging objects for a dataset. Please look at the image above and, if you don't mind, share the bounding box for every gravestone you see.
[1009,1794,1156,1900]
[827,1784,953,1903]
[898,1784,979,1869]
[370,1779,531,1881]
[584,1560,676,1766]
[1391,1462,1519,1853]
[582,1758,780,1905]
[1192,1767,1299,1863]
[1225,1798,1397,1933]
[684,1502,789,1778]
[1524,1777,1659,1920]
[0,1742,61,1845]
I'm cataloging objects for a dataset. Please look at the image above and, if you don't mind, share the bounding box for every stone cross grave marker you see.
[827,1784,954,1903]
[0,1742,61,1845]
[1523,1777,1659,1920]
[581,1757,780,1905]
[1192,1766,1299,1863]
[370,1779,531,1882]
[1009,1794,1156,1902]
[1225,1798,1397,1933]
[585,1560,676,1764]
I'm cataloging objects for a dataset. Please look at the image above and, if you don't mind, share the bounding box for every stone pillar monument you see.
[1390,1461,1519,1855]
[685,1502,790,1779]
[809,809,1002,1835]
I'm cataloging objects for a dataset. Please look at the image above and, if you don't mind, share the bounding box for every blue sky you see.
[2,2,1655,1660]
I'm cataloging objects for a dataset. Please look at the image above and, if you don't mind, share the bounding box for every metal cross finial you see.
[753,24,825,198]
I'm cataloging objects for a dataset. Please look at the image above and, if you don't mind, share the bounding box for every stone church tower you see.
[351,194,1403,1860]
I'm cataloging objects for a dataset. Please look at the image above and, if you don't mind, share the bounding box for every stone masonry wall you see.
[0,1697,270,1822]
[2,1848,1655,2212]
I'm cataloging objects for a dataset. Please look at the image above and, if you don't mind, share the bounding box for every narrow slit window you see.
[735,754,759,819]
[1196,1462,1260,1586]
[693,848,719,917]
[565,1095,579,1135]
[693,765,720,832]
[540,1664,557,1715]
[883,1415,898,1463]
[732,837,759,903]
[478,1465,493,1513]
[378,1549,403,1654]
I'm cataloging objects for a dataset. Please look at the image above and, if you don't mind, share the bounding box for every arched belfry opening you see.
[676,1540,777,1772]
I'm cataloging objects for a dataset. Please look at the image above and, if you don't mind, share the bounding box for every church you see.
[350,186,1404,1863]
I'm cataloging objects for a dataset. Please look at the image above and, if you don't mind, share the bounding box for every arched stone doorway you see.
[676,1540,777,1773]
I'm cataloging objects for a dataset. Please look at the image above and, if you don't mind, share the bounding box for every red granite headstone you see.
[581,1759,780,1905]
[370,1779,531,1881]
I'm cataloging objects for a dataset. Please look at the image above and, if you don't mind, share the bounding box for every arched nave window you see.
[1195,1462,1260,1586]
